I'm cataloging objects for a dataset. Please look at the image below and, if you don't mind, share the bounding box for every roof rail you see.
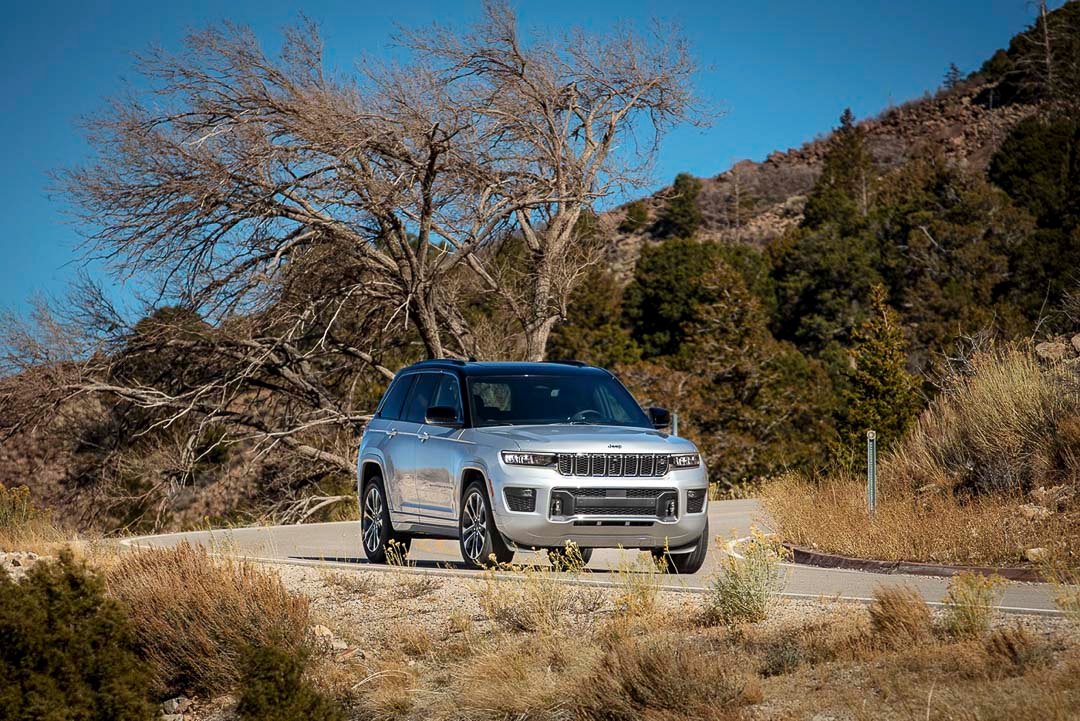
[543,359,589,367]
[412,358,467,366]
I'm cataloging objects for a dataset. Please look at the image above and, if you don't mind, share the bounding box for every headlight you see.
[669,453,700,469]
[501,451,557,466]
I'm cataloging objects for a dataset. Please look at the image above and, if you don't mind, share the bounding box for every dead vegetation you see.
[106,543,311,696]
[764,347,1080,567]
[299,561,1079,721]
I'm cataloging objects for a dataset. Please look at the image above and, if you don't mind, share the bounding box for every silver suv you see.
[356,360,710,573]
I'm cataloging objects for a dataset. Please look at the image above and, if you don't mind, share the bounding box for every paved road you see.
[125,499,1062,614]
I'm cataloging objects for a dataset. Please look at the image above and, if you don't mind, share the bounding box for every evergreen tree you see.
[801,109,875,231]
[836,285,922,453]
[623,238,722,357]
[546,267,641,368]
[943,63,964,90]
[618,200,650,233]
[656,172,703,238]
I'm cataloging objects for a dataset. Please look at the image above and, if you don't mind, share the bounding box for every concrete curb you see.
[784,544,1046,583]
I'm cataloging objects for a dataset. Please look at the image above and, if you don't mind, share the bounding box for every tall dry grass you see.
[891,348,1080,496]
[764,345,1080,566]
[0,484,67,553]
[107,542,311,696]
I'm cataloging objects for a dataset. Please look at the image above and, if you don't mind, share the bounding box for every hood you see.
[474,424,697,454]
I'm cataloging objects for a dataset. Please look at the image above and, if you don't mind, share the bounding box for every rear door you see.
[413,372,466,526]
[366,374,420,524]
[395,373,440,522]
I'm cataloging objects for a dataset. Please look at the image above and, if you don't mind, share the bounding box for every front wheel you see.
[459,482,514,569]
[361,479,411,564]
[651,519,709,575]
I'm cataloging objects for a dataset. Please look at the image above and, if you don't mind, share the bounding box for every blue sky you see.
[1,0,1061,314]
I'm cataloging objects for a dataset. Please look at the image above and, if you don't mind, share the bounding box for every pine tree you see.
[943,63,964,90]
[657,172,703,238]
[801,109,875,231]
[619,200,650,233]
[837,285,922,453]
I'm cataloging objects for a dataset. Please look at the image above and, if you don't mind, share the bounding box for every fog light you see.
[551,498,563,515]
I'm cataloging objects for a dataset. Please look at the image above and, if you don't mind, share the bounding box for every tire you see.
[459,481,514,569]
[651,519,709,575]
[360,478,411,564]
[546,543,593,570]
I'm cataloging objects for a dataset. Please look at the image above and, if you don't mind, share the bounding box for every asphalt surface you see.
[125,499,1063,614]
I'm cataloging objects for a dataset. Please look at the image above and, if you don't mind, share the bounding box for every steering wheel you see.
[568,409,603,423]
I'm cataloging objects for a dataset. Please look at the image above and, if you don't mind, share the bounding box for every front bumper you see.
[490,465,709,551]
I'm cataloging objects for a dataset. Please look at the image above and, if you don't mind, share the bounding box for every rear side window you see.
[377,375,415,420]
[401,373,439,424]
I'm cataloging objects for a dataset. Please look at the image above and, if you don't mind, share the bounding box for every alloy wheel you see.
[362,486,385,554]
[462,491,487,563]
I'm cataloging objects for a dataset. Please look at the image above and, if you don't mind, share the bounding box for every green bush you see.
[236,645,345,721]
[0,551,154,721]
[704,530,787,625]
[942,572,1004,639]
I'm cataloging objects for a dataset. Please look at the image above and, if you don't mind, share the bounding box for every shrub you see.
[577,633,758,720]
[0,483,63,551]
[985,625,1043,676]
[704,530,787,625]
[0,551,153,721]
[235,644,345,721]
[618,199,650,233]
[868,585,933,646]
[475,558,601,632]
[107,543,310,696]
[942,573,1004,638]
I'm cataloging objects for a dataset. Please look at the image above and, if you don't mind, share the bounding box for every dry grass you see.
[474,561,604,632]
[611,550,667,617]
[941,572,1004,638]
[867,585,933,646]
[764,347,1080,566]
[107,542,311,696]
[764,472,1077,566]
[322,570,378,597]
[0,483,68,553]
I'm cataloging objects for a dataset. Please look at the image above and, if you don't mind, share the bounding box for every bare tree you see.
[2,3,702,527]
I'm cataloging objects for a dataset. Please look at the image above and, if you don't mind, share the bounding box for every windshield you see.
[467,374,651,428]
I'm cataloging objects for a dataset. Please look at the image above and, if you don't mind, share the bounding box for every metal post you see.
[866,430,877,515]
[672,412,680,437]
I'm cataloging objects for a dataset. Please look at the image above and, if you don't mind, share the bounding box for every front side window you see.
[430,373,463,421]
[468,374,651,428]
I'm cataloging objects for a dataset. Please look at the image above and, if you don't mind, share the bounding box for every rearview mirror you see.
[425,405,461,426]
[647,406,671,430]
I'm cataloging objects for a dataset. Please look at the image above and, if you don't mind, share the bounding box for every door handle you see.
[418,431,430,442]
[387,428,397,438]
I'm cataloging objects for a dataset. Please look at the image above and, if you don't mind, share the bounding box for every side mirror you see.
[425,405,461,427]
[647,406,671,430]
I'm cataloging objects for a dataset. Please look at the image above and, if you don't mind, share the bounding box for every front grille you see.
[572,505,656,516]
[550,488,678,520]
[556,453,670,477]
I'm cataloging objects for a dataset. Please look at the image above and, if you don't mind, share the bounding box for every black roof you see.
[400,359,610,377]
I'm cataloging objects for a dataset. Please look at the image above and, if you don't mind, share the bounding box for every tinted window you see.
[467,374,651,428]
[377,375,415,420]
[430,373,463,420]
[402,373,439,424]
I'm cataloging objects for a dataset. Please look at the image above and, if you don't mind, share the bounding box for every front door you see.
[396,372,441,524]
[413,372,465,526]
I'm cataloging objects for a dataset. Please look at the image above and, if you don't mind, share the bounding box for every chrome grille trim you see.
[555,453,670,477]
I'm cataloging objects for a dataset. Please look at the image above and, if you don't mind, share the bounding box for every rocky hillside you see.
[604,80,1039,277]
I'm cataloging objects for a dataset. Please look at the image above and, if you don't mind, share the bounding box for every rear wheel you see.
[360,478,411,564]
[651,519,709,575]
[459,482,514,569]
